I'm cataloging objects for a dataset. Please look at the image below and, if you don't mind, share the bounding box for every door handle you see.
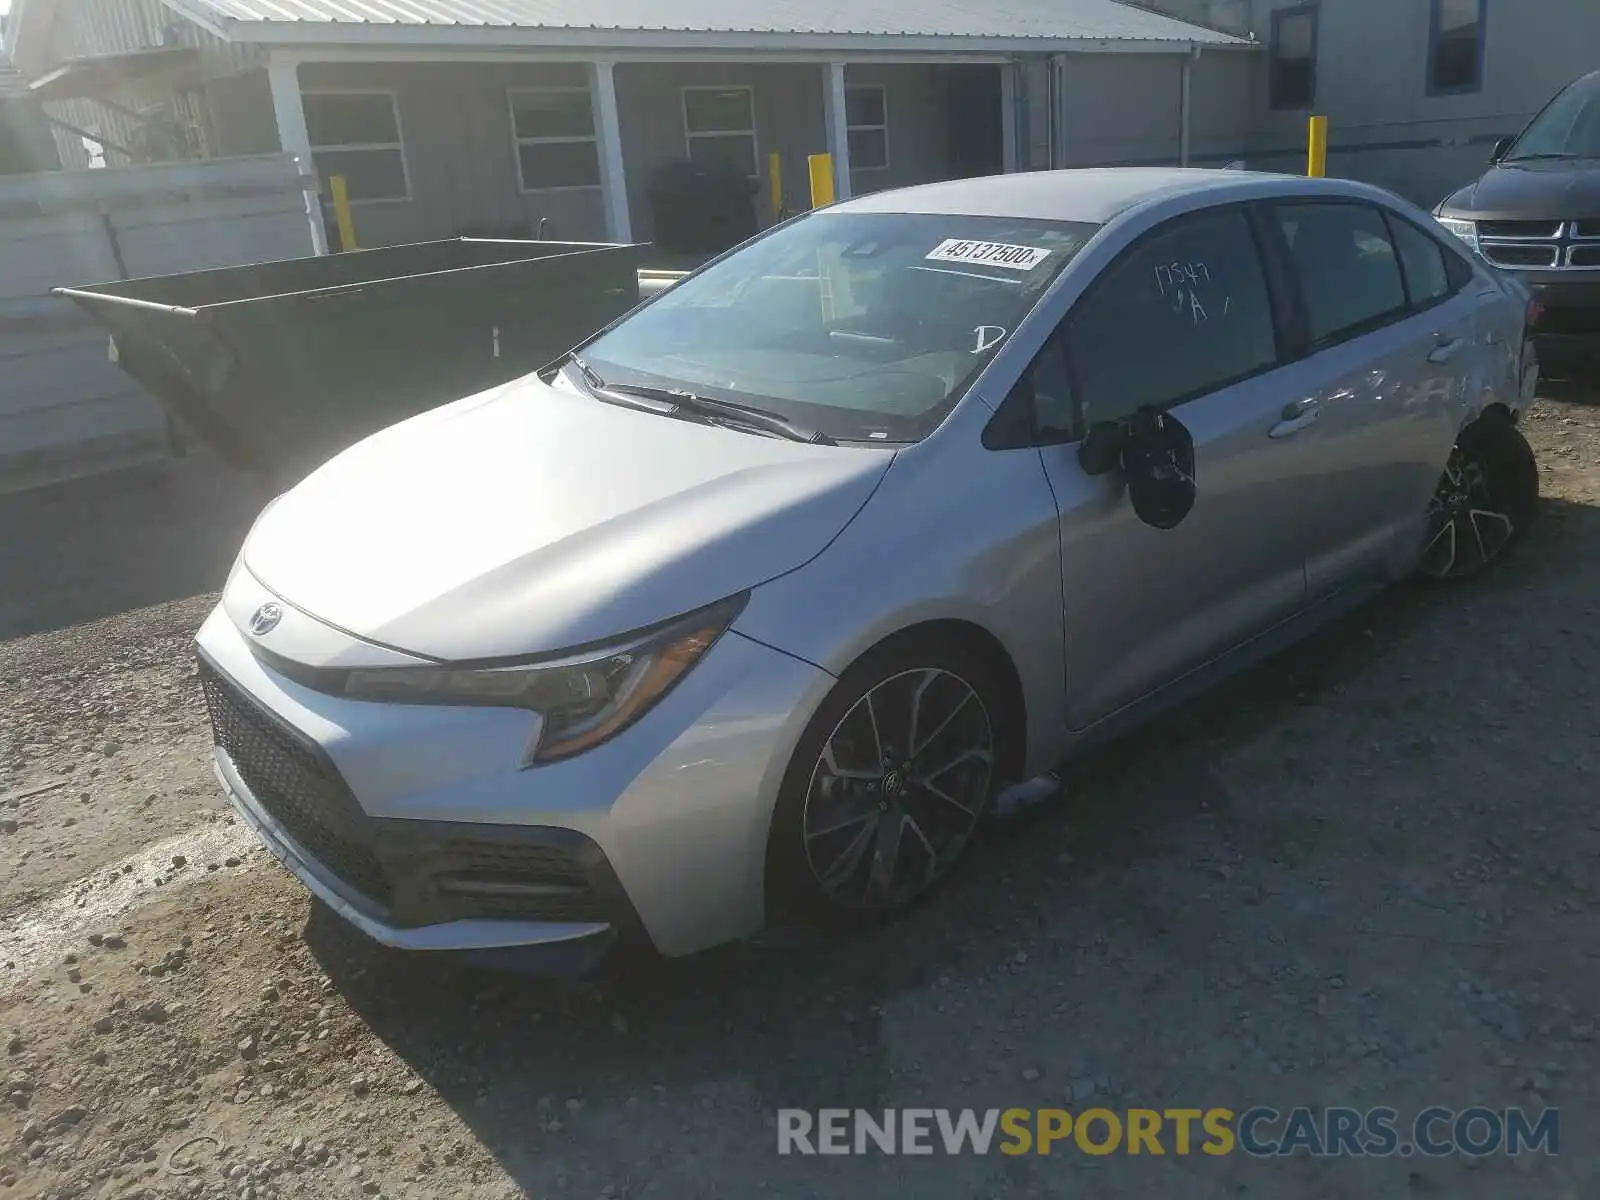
[1428,335,1465,364]
[1270,412,1319,438]
[1269,397,1319,438]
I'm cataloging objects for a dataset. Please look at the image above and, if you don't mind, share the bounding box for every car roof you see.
[832,168,1395,224]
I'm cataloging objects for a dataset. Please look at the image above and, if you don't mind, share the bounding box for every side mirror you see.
[1075,409,1198,529]
[1490,135,1514,163]
[1121,408,1197,530]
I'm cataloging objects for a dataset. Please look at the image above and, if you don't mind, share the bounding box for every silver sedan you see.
[197,168,1540,971]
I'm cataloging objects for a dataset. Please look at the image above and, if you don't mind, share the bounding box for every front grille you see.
[1572,220,1600,240]
[1569,245,1600,268]
[1481,243,1560,269]
[199,660,393,908]
[1478,220,1562,239]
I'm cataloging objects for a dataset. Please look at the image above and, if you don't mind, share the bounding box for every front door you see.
[1023,205,1315,730]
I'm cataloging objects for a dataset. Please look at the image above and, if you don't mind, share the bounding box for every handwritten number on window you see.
[1153,260,1230,328]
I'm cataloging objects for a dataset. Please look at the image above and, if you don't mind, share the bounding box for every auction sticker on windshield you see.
[926,240,1052,271]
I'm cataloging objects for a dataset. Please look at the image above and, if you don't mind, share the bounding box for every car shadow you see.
[300,489,1600,1194]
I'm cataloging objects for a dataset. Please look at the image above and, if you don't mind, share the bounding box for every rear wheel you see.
[766,636,1007,928]
[1418,415,1538,581]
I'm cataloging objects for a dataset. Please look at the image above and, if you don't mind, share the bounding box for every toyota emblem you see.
[249,603,283,636]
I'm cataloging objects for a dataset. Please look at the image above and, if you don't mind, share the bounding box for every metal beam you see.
[1000,60,1019,173]
[265,54,329,256]
[1179,45,1197,167]
[822,61,852,202]
[587,60,632,243]
[224,25,1255,55]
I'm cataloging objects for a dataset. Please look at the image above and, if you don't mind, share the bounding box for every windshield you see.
[578,211,1099,442]
[1506,73,1600,160]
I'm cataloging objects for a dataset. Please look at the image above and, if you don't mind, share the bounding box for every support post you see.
[1000,61,1019,173]
[265,54,328,256]
[588,60,632,243]
[821,61,852,201]
[1179,46,1196,167]
[1308,115,1329,177]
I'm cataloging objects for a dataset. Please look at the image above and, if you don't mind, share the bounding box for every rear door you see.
[1016,204,1315,730]
[1262,201,1477,597]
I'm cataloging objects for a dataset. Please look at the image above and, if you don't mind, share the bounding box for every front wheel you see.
[1418,415,1539,581]
[765,636,1008,929]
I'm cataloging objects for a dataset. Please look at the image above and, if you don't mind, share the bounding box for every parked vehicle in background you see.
[1436,69,1600,378]
[195,168,1540,975]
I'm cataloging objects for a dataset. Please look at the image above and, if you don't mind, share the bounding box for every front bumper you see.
[1521,273,1600,370]
[195,597,834,959]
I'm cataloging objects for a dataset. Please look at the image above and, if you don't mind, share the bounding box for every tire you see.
[1418,413,1539,581]
[765,633,1010,930]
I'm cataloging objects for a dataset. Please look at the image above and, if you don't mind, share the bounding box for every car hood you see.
[241,377,892,661]
[1440,158,1600,220]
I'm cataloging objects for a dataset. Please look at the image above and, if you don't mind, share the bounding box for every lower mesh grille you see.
[199,659,393,908]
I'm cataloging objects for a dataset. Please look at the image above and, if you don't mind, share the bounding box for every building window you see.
[509,87,600,191]
[302,91,409,201]
[1429,0,1486,95]
[1269,5,1318,110]
[845,84,890,171]
[682,85,758,176]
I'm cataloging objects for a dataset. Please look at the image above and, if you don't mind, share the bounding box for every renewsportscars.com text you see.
[777,1106,1559,1158]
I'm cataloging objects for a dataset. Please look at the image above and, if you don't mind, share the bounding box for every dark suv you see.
[1436,69,1600,375]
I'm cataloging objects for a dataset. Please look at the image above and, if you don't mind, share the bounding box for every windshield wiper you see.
[566,358,836,445]
[1502,151,1588,162]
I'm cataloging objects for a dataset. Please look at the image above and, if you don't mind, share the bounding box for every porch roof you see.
[162,0,1257,52]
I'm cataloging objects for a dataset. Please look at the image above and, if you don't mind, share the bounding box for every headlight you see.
[1437,217,1479,251]
[338,593,746,764]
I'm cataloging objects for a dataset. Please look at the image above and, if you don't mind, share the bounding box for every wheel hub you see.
[802,668,994,910]
[1421,445,1517,579]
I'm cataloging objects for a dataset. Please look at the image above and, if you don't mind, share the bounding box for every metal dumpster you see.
[55,238,644,484]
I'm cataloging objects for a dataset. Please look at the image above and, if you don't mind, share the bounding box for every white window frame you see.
[302,88,411,205]
[845,83,890,172]
[681,84,759,178]
[507,85,602,194]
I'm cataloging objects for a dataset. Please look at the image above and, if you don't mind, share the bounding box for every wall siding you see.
[841,63,952,195]
[204,69,279,158]
[1058,53,1185,167]
[612,61,825,237]
[1243,0,1600,205]
[297,61,604,247]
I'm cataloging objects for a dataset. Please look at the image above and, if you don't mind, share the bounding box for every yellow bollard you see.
[768,152,784,222]
[1307,116,1329,178]
[329,174,359,252]
[808,153,836,208]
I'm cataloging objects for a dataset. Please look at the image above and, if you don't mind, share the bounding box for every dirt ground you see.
[3,393,1600,1200]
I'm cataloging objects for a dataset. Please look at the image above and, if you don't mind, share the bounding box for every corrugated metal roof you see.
[182,0,1252,46]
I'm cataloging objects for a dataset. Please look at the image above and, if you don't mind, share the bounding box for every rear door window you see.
[1272,202,1407,347]
[1065,207,1279,428]
[1386,216,1454,309]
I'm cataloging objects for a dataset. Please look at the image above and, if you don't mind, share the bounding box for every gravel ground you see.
[3,395,1599,1200]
